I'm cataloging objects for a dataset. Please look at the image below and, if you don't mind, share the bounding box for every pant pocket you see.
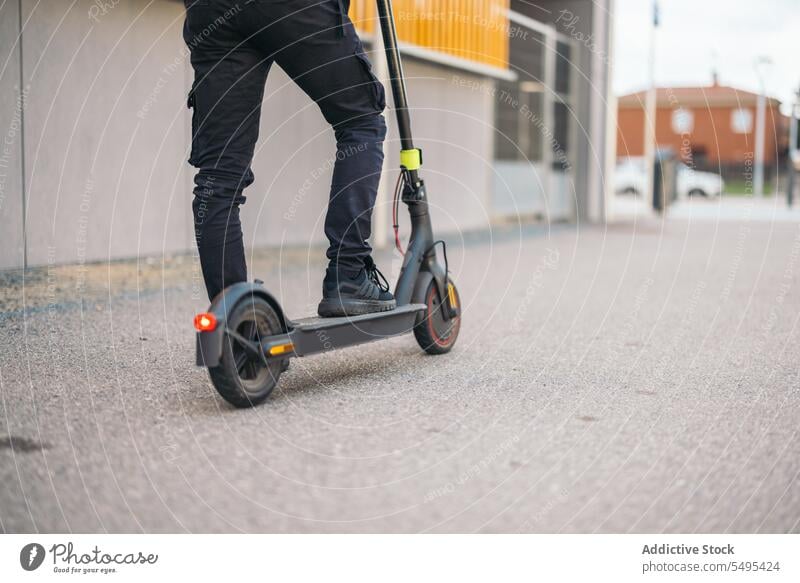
[353,45,386,112]
[187,86,200,166]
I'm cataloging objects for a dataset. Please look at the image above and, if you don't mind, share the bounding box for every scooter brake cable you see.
[392,172,405,255]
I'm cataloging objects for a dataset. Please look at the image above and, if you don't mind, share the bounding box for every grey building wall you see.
[534,0,614,223]
[0,0,24,269]
[247,58,496,255]
[1,0,603,270]
[508,0,613,223]
[399,60,497,236]
[19,0,192,268]
[1,0,496,270]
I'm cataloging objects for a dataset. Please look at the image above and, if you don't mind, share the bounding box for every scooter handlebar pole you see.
[376,0,415,153]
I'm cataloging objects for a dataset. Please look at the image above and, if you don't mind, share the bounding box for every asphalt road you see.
[2,202,799,533]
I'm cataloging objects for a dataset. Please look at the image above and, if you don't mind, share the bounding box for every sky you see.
[612,0,800,114]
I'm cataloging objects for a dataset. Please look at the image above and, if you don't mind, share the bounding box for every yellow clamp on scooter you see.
[400,148,422,171]
[447,282,458,309]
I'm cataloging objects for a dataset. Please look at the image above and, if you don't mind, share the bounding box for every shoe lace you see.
[364,256,390,293]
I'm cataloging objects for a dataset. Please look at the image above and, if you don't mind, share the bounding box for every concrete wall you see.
[394,60,496,235]
[547,0,613,223]
[241,57,496,255]
[0,1,617,272]
[19,0,192,268]
[514,0,614,223]
[1,1,496,269]
[0,0,25,270]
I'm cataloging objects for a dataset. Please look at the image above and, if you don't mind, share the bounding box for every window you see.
[794,118,800,150]
[511,29,544,80]
[555,41,571,95]
[494,29,546,162]
[524,91,544,162]
[731,108,753,134]
[495,81,522,160]
[553,101,570,168]
[671,108,693,134]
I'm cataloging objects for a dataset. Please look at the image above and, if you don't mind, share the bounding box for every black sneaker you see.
[317,257,396,317]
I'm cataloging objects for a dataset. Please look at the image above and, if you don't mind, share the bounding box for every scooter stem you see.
[375,0,415,152]
[374,0,449,310]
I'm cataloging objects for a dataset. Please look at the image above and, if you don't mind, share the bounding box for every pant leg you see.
[245,0,387,274]
[184,2,271,300]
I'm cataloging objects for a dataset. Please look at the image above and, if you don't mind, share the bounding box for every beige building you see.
[0,0,614,270]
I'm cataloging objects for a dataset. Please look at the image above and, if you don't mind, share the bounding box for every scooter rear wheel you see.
[414,279,461,355]
[208,296,283,407]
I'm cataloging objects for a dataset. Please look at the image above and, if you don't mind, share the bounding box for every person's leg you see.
[246,0,387,275]
[184,2,271,300]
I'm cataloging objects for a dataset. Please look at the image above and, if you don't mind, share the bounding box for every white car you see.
[614,157,724,198]
[676,164,724,198]
[614,158,647,196]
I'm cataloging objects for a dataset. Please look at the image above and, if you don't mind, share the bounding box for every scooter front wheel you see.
[414,278,461,355]
[208,296,283,407]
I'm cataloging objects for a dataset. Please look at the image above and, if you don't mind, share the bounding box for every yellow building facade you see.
[349,0,510,69]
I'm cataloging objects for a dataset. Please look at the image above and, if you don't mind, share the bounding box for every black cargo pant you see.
[184,0,387,300]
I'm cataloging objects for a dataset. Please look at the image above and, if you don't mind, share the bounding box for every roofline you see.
[617,86,782,109]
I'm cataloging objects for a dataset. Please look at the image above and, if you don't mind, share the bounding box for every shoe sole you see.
[317,298,397,318]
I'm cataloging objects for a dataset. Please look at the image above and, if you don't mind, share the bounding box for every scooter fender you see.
[413,261,458,320]
[412,270,434,306]
[413,261,448,306]
[195,282,287,368]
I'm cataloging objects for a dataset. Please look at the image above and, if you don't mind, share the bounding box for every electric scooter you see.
[193,0,462,408]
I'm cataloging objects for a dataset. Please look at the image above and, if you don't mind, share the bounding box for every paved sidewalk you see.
[1,215,798,533]
[611,193,800,223]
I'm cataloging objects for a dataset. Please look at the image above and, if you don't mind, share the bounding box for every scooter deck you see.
[285,303,427,357]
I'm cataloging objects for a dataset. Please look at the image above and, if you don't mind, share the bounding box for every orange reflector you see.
[268,343,294,356]
[447,283,457,308]
[194,312,217,332]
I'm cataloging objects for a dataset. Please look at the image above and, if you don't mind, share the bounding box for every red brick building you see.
[616,83,787,178]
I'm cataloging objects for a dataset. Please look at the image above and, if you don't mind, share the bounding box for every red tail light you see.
[194,312,217,332]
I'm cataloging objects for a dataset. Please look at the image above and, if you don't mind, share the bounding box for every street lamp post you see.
[788,86,800,208]
[643,0,659,208]
[753,56,772,198]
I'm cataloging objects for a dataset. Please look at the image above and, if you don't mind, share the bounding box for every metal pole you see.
[789,88,799,208]
[372,19,390,250]
[543,26,556,201]
[754,92,766,197]
[375,0,414,151]
[643,0,658,209]
[753,57,771,198]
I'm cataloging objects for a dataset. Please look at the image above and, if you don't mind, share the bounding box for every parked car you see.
[676,163,724,197]
[614,157,724,198]
[614,158,647,196]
